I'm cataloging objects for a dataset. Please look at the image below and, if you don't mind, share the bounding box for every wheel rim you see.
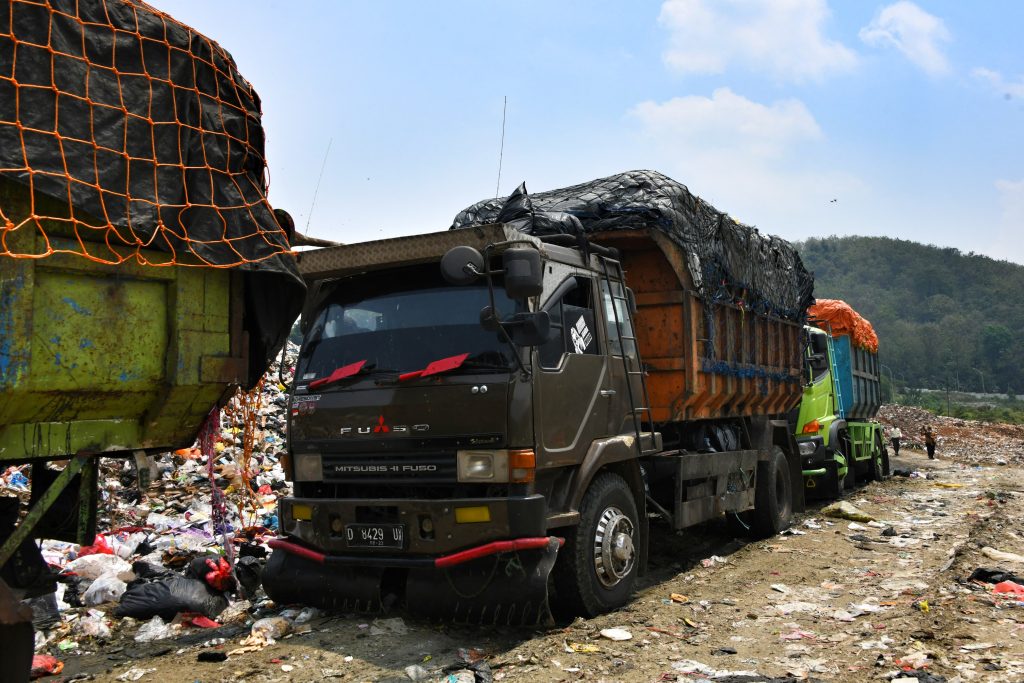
[593,506,636,588]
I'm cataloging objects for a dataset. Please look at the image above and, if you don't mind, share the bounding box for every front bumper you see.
[278,494,547,555]
[798,436,829,476]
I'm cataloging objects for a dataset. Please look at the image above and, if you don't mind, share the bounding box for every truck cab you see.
[794,315,888,499]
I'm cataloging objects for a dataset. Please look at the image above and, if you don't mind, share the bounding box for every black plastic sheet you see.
[0,0,303,377]
[452,170,813,321]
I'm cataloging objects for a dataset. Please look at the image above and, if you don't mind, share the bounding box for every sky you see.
[154,0,1024,264]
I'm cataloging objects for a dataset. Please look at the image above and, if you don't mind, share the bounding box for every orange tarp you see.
[808,299,879,352]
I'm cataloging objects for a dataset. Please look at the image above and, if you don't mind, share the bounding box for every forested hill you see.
[796,236,1024,395]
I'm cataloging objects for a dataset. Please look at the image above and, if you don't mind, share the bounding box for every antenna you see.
[305,137,333,233]
[495,96,507,199]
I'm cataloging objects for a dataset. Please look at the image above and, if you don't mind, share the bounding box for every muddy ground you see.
[56,444,1024,683]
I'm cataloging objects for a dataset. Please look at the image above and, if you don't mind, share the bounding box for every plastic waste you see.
[821,501,875,522]
[370,616,409,636]
[115,576,228,621]
[67,554,135,582]
[30,654,64,678]
[77,534,114,557]
[76,613,112,638]
[134,615,175,642]
[599,627,632,641]
[248,616,292,644]
[993,580,1024,595]
[83,575,127,606]
[981,546,1024,564]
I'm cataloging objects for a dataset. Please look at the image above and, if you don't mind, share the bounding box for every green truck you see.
[793,302,888,499]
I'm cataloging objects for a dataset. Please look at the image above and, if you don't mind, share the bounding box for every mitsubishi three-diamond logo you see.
[570,315,592,354]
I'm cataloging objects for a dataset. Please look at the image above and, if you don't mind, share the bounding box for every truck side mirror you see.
[502,247,543,299]
[441,246,485,285]
[507,311,551,347]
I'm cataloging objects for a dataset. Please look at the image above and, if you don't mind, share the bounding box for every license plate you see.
[345,523,405,549]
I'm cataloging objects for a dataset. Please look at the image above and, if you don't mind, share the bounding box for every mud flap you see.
[261,549,384,612]
[405,537,559,626]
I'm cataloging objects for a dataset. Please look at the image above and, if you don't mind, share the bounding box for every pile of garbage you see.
[878,404,1024,466]
[0,343,310,669]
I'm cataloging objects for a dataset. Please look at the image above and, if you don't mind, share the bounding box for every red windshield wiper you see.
[307,360,367,390]
[398,353,469,382]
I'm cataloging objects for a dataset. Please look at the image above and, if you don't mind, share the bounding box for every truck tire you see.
[839,431,856,490]
[752,446,793,538]
[824,459,844,500]
[553,472,639,617]
[868,432,886,482]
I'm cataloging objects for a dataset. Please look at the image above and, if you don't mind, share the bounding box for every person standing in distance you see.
[921,425,937,460]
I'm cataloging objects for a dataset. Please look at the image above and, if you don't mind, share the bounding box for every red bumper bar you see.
[268,536,562,569]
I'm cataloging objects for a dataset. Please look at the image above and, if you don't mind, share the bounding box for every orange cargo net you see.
[808,299,878,352]
[0,0,292,267]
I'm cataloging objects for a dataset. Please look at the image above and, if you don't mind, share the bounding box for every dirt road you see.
[59,447,1024,683]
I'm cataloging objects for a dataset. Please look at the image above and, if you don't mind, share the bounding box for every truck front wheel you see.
[553,472,639,617]
[752,446,793,538]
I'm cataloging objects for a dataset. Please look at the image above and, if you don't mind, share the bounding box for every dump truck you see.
[263,171,814,622]
[0,0,301,613]
[793,300,888,498]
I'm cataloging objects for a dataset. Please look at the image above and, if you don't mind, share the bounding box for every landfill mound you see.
[451,170,814,322]
[878,403,1024,466]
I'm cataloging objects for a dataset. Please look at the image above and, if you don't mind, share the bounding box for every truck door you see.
[534,277,609,465]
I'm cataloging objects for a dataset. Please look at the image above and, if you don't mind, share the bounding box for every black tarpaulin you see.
[0,0,303,379]
[451,170,813,322]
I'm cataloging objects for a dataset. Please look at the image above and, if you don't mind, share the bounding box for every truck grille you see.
[321,453,456,483]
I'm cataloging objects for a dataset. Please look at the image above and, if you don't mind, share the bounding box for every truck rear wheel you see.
[869,432,886,482]
[752,446,792,538]
[553,472,639,617]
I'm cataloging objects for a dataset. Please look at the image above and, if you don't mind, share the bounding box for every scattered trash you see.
[82,575,128,606]
[822,501,875,522]
[669,593,689,603]
[134,616,176,642]
[982,547,1024,565]
[405,664,430,681]
[30,654,63,678]
[770,583,790,594]
[116,667,157,681]
[245,616,292,645]
[567,642,600,653]
[599,627,633,641]
[700,555,726,568]
[993,580,1024,595]
[197,650,228,662]
[370,617,409,636]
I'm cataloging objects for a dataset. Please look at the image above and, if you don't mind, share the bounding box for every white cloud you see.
[627,90,863,239]
[859,2,951,76]
[630,88,822,158]
[658,0,857,83]
[972,68,1024,100]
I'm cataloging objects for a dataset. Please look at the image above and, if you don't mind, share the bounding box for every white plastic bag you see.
[67,554,135,582]
[83,575,127,606]
[134,616,175,642]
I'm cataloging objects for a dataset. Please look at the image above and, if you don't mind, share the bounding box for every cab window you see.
[538,278,599,369]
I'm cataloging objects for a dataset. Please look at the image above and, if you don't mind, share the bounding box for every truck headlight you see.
[457,450,509,482]
[798,441,817,456]
[293,453,323,481]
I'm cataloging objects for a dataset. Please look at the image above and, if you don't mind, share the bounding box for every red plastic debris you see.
[204,557,234,591]
[993,580,1024,595]
[77,534,113,557]
[30,654,63,678]
[189,615,221,628]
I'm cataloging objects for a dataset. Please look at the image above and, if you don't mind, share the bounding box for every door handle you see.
[600,389,616,397]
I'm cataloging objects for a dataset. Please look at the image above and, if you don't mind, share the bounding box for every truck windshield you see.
[297,265,517,384]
